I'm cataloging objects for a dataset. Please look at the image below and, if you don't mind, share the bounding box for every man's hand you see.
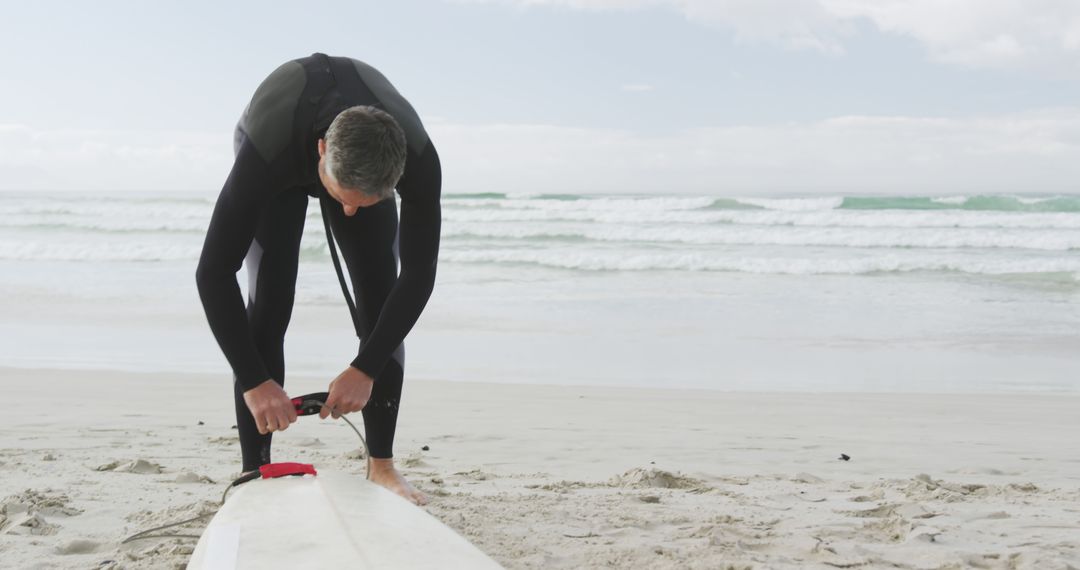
[321,366,374,419]
[242,379,298,435]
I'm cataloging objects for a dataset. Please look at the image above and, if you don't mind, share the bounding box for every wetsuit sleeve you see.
[195,139,279,392]
[350,140,442,377]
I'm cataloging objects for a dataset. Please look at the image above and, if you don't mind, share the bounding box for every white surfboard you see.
[186,469,503,569]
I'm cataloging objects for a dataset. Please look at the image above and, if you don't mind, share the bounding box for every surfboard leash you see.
[121,397,370,545]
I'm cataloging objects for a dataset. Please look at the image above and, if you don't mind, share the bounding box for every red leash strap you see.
[259,462,318,479]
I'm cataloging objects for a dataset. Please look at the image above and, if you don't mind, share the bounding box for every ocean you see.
[2,191,1077,393]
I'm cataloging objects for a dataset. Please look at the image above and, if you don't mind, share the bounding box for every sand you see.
[1,366,1077,569]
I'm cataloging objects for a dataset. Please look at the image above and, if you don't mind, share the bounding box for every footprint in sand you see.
[969,510,1011,520]
[525,480,593,492]
[608,467,707,490]
[399,452,431,468]
[453,468,493,481]
[2,489,83,518]
[840,502,939,521]
[175,471,215,484]
[2,488,82,536]
[894,473,1040,502]
[792,472,825,484]
[946,466,1020,476]
[96,459,164,474]
[908,525,943,543]
[850,489,886,502]
[117,459,164,474]
[54,538,102,555]
[343,448,367,460]
[1,512,59,536]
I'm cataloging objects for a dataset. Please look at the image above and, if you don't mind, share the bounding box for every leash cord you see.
[120,401,369,545]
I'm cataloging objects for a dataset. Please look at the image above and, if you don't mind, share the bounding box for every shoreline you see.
[3,363,1078,397]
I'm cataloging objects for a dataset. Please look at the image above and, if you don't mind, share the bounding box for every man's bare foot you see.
[367,457,429,506]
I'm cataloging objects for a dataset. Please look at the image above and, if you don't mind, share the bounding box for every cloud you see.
[0,125,232,192]
[426,108,1080,194]
[6,109,1080,195]
[450,0,1080,70]
[621,83,655,92]
[823,0,1080,69]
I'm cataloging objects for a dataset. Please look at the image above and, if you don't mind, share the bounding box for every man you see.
[196,53,441,506]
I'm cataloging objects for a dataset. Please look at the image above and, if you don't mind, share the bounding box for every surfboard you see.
[186,469,503,569]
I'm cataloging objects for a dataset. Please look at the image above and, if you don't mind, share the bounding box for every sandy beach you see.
[1,366,1077,569]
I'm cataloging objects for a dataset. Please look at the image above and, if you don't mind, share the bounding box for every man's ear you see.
[317,138,326,157]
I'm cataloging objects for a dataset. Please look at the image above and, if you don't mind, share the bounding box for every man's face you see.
[317,138,385,217]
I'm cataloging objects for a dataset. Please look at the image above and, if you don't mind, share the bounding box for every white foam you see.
[0,197,214,218]
[440,207,1080,229]
[1,217,208,233]
[733,197,844,211]
[444,196,718,212]
[0,241,201,262]
[440,248,1080,275]
[1015,196,1054,205]
[441,222,1080,251]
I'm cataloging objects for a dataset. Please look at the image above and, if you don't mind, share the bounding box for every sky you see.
[2,0,1080,195]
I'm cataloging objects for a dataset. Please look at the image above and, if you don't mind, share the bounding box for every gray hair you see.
[323,105,407,200]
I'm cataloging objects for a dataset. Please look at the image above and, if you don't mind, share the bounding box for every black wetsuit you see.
[195,53,441,471]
